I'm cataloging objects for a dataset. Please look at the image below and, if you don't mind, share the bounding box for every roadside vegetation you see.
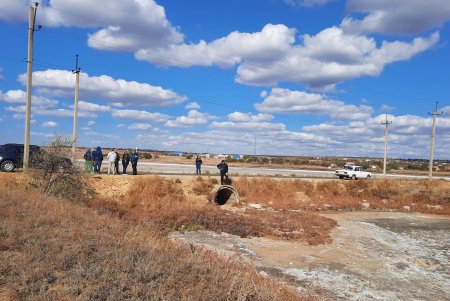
[30,135,92,204]
[105,176,337,244]
[0,184,311,301]
[224,155,449,173]
[233,177,450,215]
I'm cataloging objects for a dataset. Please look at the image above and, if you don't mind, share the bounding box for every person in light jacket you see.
[107,148,117,175]
[114,149,120,175]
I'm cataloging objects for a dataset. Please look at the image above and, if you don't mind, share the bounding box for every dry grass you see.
[95,176,336,244]
[0,185,313,301]
[233,177,450,214]
[192,176,216,199]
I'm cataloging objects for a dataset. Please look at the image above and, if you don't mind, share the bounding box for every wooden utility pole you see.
[381,114,392,177]
[71,55,81,162]
[23,2,40,170]
[428,101,443,179]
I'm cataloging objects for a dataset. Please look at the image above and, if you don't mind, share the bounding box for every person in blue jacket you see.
[122,149,130,175]
[92,146,103,174]
[195,155,203,175]
[130,150,139,175]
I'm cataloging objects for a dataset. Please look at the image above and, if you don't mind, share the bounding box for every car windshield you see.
[343,165,353,170]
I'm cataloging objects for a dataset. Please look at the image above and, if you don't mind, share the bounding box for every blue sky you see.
[0,0,449,158]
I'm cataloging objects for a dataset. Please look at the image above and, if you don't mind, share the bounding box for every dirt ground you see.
[172,212,450,301]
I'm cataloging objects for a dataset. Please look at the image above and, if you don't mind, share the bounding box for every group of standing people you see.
[83,147,139,175]
[195,156,229,185]
[84,150,229,184]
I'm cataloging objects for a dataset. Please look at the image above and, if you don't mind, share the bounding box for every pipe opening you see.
[213,185,240,205]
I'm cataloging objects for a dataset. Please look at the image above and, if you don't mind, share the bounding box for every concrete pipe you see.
[212,185,240,205]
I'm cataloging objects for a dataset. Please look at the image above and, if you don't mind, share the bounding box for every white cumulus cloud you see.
[76,101,111,112]
[6,105,97,118]
[342,0,450,35]
[185,102,201,110]
[210,112,284,132]
[227,112,274,122]
[165,110,210,128]
[235,27,439,90]
[0,89,58,108]
[136,24,296,68]
[18,69,187,108]
[112,109,169,123]
[128,123,153,130]
[41,121,58,128]
[255,88,373,120]
[0,0,183,51]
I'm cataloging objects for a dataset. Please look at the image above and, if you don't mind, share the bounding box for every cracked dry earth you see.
[171,211,450,301]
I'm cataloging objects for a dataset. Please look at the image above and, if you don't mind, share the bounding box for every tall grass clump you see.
[192,176,215,198]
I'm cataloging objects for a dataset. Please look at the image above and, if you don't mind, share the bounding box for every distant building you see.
[167,151,184,156]
[438,163,450,171]
[231,154,241,159]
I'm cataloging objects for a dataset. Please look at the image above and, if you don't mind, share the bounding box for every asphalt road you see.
[78,160,450,180]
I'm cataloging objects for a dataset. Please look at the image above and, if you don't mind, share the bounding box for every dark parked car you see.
[0,143,41,172]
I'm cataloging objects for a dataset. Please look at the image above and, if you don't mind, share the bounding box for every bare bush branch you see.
[29,135,92,204]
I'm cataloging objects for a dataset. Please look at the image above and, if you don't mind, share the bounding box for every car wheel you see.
[339,176,344,179]
[351,174,356,180]
[1,160,15,172]
[366,175,371,180]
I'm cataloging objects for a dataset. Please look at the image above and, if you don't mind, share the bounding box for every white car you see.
[335,164,371,180]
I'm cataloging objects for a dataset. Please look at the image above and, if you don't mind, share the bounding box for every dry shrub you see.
[29,135,92,204]
[315,181,346,200]
[192,176,214,198]
[234,177,300,209]
[0,186,310,301]
[234,177,450,214]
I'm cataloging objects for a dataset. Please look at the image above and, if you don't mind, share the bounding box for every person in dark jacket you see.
[122,150,130,175]
[114,149,120,175]
[195,155,203,175]
[216,160,229,185]
[130,150,139,175]
[92,146,103,174]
